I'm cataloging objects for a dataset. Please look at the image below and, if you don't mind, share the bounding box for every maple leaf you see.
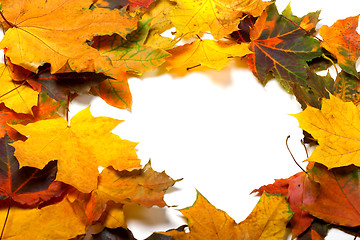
[169,0,273,39]
[128,0,157,8]
[142,0,177,50]
[293,94,360,168]
[230,15,257,43]
[0,105,29,141]
[237,192,293,239]
[247,4,322,92]
[0,197,86,239]
[291,69,334,109]
[0,136,66,207]
[85,162,178,224]
[163,191,292,240]
[297,219,329,240]
[0,93,62,141]
[97,162,177,207]
[251,176,290,196]
[302,163,360,227]
[92,19,170,75]
[93,227,136,240]
[94,0,156,8]
[28,65,109,103]
[287,172,318,238]
[319,16,360,78]
[252,172,317,238]
[91,71,132,110]
[0,63,38,114]
[163,191,241,240]
[166,39,252,71]
[11,107,140,193]
[334,70,360,104]
[0,0,138,73]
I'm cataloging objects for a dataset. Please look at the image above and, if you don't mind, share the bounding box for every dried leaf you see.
[287,172,318,238]
[297,219,329,240]
[0,0,138,73]
[169,0,272,39]
[253,172,319,238]
[164,191,241,239]
[30,65,108,102]
[293,94,360,168]
[166,39,251,71]
[91,71,132,110]
[0,197,86,239]
[93,227,136,240]
[303,164,360,227]
[0,63,38,114]
[334,70,360,104]
[164,192,292,240]
[92,19,169,75]
[128,0,157,8]
[319,16,360,77]
[0,136,65,206]
[11,107,140,193]
[248,4,322,92]
[237,192,293,239]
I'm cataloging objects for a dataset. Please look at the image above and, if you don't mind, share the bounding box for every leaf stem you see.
[0,85,22,99]
[286,135,307,173]
[280,14,322,42]
[187,64,201,71]
[300,139,309,158]
[0,11,14,28]
[66,94,70,127]
[0,197,11,240]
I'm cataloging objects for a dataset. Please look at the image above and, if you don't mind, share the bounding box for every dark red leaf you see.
[0,136,66,206]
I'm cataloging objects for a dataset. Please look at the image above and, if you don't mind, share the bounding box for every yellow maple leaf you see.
[0,198,86,240]
[142,0,177,49]
[0,0,138,73]
[237,193,293,239]
[169,0,273,39]
[166,39,252,71]
[11,107,140,193]
[293,94,360,168]
[163,192,292,240]
[0,63,38,114]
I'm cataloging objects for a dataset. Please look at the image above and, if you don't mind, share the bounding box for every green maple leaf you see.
[248,4,323,98]
[93,19,170,75]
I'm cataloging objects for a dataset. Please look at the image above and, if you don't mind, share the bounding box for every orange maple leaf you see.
[303,163,360,227]
[0,0,138,73]
[319,16,360,77]
[10,107,140,193]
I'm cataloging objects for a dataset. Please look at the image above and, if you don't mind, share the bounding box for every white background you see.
[70,0,357,239]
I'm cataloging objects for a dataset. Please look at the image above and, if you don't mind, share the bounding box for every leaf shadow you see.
[123,203,172,227]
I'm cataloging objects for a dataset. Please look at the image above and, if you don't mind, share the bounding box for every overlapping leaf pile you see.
[0,0,359,239]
